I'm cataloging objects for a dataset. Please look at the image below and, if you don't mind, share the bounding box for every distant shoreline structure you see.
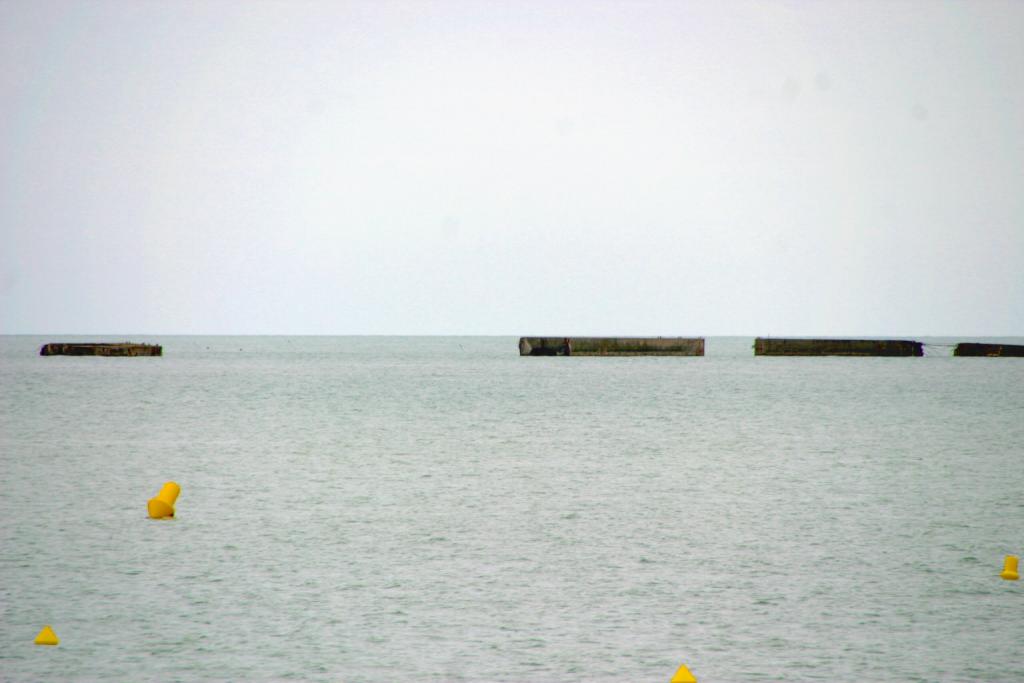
[39,342,162,357]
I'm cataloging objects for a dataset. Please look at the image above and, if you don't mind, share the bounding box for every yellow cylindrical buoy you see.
[147,481,180,519]
[34,625,59,646]
[670,663,697,683]
[1001,555,1020,581]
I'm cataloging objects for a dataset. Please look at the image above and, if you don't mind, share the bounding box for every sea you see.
[1,335,1022,682]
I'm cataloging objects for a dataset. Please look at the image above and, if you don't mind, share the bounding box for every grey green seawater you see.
[1,336,1022,682]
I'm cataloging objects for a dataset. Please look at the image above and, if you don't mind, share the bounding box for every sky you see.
[1,0,1022,336]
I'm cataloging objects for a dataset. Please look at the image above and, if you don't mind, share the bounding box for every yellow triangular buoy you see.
[34,625,59,646]
[670,663,697,683]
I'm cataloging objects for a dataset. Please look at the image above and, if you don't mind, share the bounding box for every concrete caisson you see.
[953,343,1024,357]
[519,337,704,356]
[754,338,923,357]
[39,343,162,357]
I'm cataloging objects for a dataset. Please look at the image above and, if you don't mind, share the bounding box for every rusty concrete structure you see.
[519,337,704,356]
[39,343,162,357]
[754,338,923,357]
[953,342,1024,357]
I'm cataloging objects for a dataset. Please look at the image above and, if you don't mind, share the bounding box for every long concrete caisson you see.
[39,343,163,357]
[518,337,705,356]
[754,338,923,357]
[953,343,1024,357]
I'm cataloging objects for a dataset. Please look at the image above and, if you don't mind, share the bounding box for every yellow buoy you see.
[147,481,180,519]
[1000,555,1020,581]
[34,625,59,646]
[670,663,697,683]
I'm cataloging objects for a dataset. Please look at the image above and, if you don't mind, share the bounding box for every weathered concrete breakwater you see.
[40,343,162,357]
[953,342,1024,357]
[755,338,924,356]
[520,337,926,357]
[519,337,704,356]
[749,337,925,358]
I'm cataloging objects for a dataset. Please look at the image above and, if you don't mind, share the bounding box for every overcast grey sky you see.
[2,0,1021,335]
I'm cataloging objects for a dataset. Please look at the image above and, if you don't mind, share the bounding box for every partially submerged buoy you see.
[670,663,697,683]
[147,481,180,519]
[1001,555,1020,581]
[34,625,59,646]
